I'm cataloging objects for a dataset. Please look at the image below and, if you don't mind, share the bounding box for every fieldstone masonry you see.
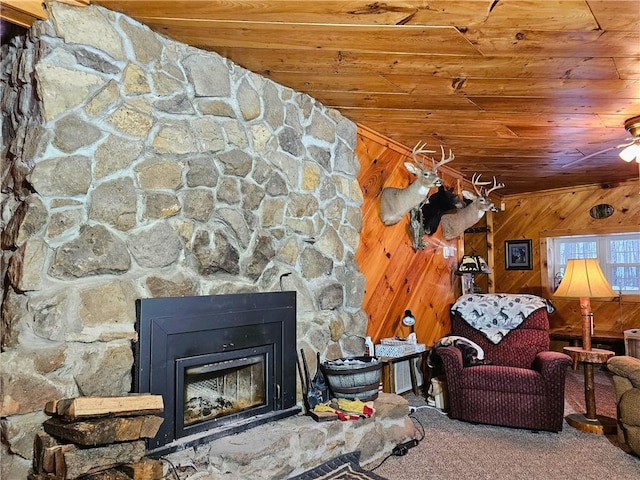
[0,3,418,479]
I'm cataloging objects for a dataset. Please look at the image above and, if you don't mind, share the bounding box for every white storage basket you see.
[375,342,426,358]
[625,329,640,359]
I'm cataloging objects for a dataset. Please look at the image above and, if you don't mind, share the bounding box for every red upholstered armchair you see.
[435,294,572,432]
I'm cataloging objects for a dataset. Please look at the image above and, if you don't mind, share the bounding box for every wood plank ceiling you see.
[3,0,640,195]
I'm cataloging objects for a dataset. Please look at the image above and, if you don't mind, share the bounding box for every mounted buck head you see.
[379,142,455,226]
[440,174,505,240]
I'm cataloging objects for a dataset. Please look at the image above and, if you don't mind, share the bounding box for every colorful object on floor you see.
[337,398,375,417]
[312,398,375,422]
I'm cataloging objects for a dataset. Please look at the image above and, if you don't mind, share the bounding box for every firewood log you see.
[118,458,164,480]
[45,444,75,474]
[27,473,57,480]
[45,395,163,420]
[54,440,146,480]
[77,469,132,479]
[33,432,58,473]
[43,415,163,445]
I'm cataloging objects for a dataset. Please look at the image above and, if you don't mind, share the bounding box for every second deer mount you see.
[440,175,504,241]
[409,174,504,249]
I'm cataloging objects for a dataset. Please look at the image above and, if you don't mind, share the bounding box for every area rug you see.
[563,365,617,418]
[289,451,388,480]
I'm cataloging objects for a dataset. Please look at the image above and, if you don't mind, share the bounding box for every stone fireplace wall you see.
[0,2,367,476]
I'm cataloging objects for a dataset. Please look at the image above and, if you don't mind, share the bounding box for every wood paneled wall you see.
[493,182,640,339]
[355,126,463,346]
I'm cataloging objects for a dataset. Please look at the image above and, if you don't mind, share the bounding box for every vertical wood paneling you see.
[494,182,640,338]
[356,126,459,346]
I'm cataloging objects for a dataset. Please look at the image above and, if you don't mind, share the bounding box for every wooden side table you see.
[563,346,616,435]
[378,351,427,395]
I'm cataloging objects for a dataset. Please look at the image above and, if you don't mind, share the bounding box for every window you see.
[549,233,640,293]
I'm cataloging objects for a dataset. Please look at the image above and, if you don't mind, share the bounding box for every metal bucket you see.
[321,356,381,401]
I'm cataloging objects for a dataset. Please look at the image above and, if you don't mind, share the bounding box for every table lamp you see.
[402,309,416,334]
[553,258,619,434]
[553,258,618,351]
[456,254,491,295]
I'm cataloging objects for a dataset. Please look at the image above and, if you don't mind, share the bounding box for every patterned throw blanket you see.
[451,294,552,344]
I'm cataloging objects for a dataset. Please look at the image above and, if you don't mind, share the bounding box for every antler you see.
[432,145,455,170]
[485,176,505,196]
[411,141,436,171]
[471,173,492,196]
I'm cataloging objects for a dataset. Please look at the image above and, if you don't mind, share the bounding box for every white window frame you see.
[547,232,640,295]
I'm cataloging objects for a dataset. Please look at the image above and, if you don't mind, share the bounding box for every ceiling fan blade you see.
[562,138,636,168]
[562,146,618,168]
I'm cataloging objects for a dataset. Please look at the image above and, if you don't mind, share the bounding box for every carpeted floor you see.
[367,367,640,480]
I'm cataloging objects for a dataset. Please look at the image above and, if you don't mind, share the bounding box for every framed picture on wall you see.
[505,239,533,270]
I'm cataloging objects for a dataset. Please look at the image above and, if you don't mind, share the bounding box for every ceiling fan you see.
[562,115,640,168]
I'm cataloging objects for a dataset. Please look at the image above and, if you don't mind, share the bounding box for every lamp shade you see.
[553,258,618,299]
[456,254,491,274]
[619,143,640,163]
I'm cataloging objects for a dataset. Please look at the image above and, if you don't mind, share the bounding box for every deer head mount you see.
[440,174,505,240]
[379,142,455,226]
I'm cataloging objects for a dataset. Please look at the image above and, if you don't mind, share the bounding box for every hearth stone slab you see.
[162,393,415,480]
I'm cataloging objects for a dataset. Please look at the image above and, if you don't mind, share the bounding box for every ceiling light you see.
[618,143,640,162]
[624,115,640,138]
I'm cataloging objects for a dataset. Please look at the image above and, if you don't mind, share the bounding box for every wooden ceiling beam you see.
[462,28,640,57]
[341,109,628,127]
[139,19,479,55]
[0,4,38,27]
[91,1,601,29]
[1,0,89,25]
[265,72,639,98]
[217,48,624,80]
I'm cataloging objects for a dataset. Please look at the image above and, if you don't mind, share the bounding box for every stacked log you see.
[30,395,165,480]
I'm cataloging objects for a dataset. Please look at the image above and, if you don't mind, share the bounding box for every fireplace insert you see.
[134,291,299,454]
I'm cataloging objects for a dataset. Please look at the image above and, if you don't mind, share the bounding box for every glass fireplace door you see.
[176,345,273,436]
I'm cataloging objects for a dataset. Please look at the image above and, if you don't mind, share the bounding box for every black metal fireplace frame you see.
[134,291,299,455]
